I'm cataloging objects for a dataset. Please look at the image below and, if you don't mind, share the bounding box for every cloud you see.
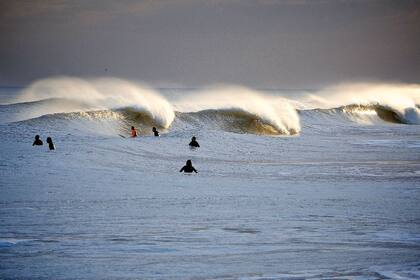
[0,0,70,19]
[0,0,419,87]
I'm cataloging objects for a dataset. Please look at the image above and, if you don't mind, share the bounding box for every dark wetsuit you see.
[33,139,43,146]
[153,130,159,137]
[180,165,198,173]
[48,143,55,150]
[189,140,200,148]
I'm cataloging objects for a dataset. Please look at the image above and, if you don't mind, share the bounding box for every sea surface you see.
[1,79,420,279]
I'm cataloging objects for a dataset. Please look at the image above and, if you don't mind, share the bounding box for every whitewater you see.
[1,77,420,279]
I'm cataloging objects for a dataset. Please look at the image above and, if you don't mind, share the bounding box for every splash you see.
[12,78,301,136]
[173,86,301,135]
[10,78,420,136]
[299,83,420,124]
[16,77,175,128]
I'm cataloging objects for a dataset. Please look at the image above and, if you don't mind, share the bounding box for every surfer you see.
[189,136,200,148]
[32,135,43,146]
[152,127,159,137]
[180,160,198,173]
[46,137,55,150]
[131,126,138,137]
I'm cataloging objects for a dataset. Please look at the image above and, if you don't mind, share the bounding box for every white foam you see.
[299,83,420,124]
[173,85,301,135]
[0,238,32,247]
[16,77,175,128]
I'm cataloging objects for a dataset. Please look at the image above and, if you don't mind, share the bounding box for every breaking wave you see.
[15,77,175,128]
[10,78,301,136]
[173,86,301,135]
[340,104,418,124]
[298,83,420,125]
[4,78,420,136]
[16,105,299,136]
[178,109,298,135]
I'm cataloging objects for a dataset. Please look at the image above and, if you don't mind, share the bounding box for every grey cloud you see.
[0,0,419,88]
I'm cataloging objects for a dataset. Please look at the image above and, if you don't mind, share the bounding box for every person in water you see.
[131,126,137,137]
[32,135,43,146]
[189,136,200,148]
[152,127,159,137]
[46,137,55,150]
[180,160,198,173]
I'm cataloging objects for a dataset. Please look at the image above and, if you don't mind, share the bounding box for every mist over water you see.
[172,86,300,135]
[300,83,420,124]
[12,77,302,135]
[16,77,175,128]
[6,77,420,134]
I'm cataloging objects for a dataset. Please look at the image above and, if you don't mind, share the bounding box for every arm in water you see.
[32,135,43,146]
[180,160,198,173]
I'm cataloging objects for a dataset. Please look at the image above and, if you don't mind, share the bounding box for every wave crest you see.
[16,77,175,128]
[299,83,420,124]
[179,109,298,135]
[341,104,420,124]
[173,86,301,135]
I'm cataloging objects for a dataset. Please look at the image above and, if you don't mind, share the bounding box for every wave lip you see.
[12,78,420,135]
[12,82,301,136]
[179,109,298,135]
[298,83,420,125]
[173,86,301,135]
[15,77,175,128]
[341,104,420,124]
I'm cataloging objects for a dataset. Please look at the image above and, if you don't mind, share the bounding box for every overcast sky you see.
[1,0,419,88]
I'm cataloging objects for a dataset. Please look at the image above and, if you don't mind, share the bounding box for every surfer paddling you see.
[32,135,43,146]
[46,137,55,150]
[180,160,198,173]
[189,136,200,148]
[131,126,138,137]
[152,127,159,137]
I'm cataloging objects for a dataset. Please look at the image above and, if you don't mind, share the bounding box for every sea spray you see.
[16,79,302,135]
[173,85,301,135]
[17,77,175,128]
[298,83,420,124]
[10,78,420,135]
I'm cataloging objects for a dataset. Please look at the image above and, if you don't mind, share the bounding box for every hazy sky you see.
[1,0,419,88]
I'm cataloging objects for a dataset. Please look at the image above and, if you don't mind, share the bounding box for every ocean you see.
[1,77,420,279]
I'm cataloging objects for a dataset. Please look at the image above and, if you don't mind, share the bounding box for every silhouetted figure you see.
[32,135,43,146]
[180,160,198,173]
[152,127,159,137]
[46,137,55,150]
[189,136,200,148]
[131,126,137,137]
